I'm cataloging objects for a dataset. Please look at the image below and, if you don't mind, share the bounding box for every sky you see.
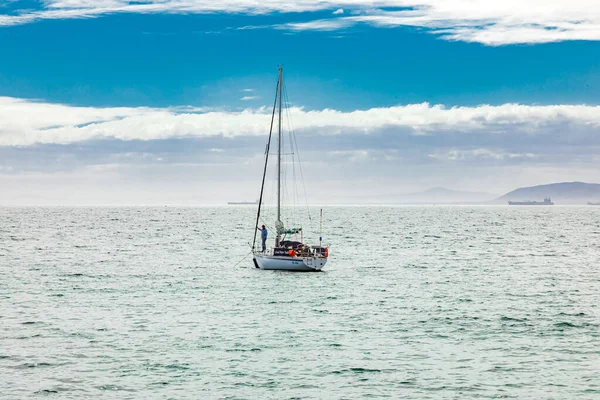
[1,0,600,204]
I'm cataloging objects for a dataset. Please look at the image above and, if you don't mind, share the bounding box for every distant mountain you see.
[496,182,600,204]
[397,187,496,204]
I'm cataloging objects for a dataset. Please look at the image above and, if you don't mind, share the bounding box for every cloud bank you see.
[281,0,600,45]
[3,96,600,203]
[2,96,600,147]
[2,1,600,45]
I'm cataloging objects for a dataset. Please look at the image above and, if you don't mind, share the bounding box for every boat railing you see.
[259,245,328,258]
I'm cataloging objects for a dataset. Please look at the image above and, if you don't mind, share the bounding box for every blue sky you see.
[1,1,600,204]
[2,10,599,109]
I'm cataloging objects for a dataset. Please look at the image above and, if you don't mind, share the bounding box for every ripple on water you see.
[1,206,599,399]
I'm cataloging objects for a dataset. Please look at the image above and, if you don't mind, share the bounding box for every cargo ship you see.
[227,200,258,205]
[588,202,600,205]
[508,197,554,205]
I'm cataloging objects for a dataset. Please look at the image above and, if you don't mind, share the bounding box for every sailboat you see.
[251,67,329,272]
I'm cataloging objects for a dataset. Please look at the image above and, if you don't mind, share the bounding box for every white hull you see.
[253,254,327,272]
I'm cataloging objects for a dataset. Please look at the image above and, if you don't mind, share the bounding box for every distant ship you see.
[227,200,258,205]
[508,197,554,205]
[588,202,600,205]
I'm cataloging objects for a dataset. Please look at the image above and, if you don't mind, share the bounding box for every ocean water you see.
[1,206,599,399]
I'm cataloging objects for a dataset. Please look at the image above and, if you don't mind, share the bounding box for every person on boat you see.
[257,225,268,252]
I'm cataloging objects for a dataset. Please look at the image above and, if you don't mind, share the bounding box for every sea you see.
[1,206,599,399]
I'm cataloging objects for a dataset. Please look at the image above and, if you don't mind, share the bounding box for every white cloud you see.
[340,2,600,45]
[2,96,600,147]
[279,18,353,31]
[333,8,344,15]
[242,88,255,92]
[329,149,369,161]
[3,95,600,204]
[429,149,538,161]
[2,1,600,45]
[240,95,259,101]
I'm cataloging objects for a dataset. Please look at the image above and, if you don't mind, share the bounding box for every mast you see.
[320,209,323,247]
[276,66,283,246]
[252,74,280,252]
